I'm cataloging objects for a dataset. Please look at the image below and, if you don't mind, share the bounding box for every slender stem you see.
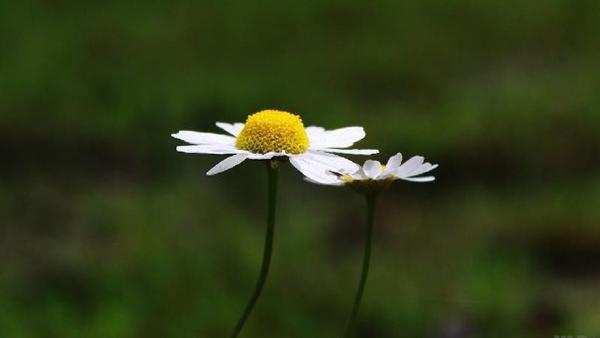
[230,161,279,338]
[344,194,378,338]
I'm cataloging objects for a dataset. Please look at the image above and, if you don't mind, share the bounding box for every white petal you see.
[206,153,249,176]
[408,163,439,177]
[351,170,369,180]
[394,156,424,177]
[381,153,403,177]
[289,156,344,185]
[305,127,326,147]
[319,148,379,155]
[303,151,361,173]
[215,122,244,136]
[400,176,436,182]
[172,131,236,145]
[305,126,325,136]
[386,153,403,169]
[176,145,241,155]
[303,175,344,186]
[308,127,366,149]
[362,160,382,179]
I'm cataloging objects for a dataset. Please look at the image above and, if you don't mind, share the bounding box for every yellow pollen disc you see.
[235,110,310,154]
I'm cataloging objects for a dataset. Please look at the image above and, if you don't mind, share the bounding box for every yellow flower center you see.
[342,174,354,183]
[235,110,310,154]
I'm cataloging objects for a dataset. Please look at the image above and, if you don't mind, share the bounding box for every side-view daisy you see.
[172,109,378,176]
[172,109,378,338]
[303,153,437,338]
[305,152,438,190]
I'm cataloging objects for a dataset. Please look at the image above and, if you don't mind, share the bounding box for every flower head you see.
[172,109,378,176]
[305,153,438,193]
[235,110,309,154]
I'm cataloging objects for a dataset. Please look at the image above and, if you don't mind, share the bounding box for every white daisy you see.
[305,153,438,190]
[172,109,378,176]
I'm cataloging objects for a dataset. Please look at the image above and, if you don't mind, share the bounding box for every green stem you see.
[230,161,279,338]
[344,194,378,338]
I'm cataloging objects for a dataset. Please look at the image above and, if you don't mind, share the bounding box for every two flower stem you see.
[230,161,279,338]
[228,162,378,338]
[344,194,378,338]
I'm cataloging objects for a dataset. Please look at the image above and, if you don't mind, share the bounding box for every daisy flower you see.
[306,152,438,192]
[303,153,437,338]
[172,109,378,176]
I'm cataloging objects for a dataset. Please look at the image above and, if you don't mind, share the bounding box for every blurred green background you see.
[2,1,600,337]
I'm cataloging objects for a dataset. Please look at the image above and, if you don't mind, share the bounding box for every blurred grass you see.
[1,0,600,337]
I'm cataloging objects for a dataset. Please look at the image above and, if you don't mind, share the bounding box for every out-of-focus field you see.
[1,1,600,337]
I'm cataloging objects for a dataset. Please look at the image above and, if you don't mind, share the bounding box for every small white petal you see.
[362,160,382,179]
[290,155,344,185]
[215,122,244,136]
[386,153,403,169]
[176,145,241,155]
[305,126,325,135]
[206,153,249,176]
[305,127,327,146]
[351,170,369,180]
[400,176,436,182]
[394,156,424,177]
[303,175,344,186]
[303,151,361,173]
[381,153,403,177]
[408,163,439,177]
[172,131,236,145]
[308,127,366,149]
[319,148,379,155]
